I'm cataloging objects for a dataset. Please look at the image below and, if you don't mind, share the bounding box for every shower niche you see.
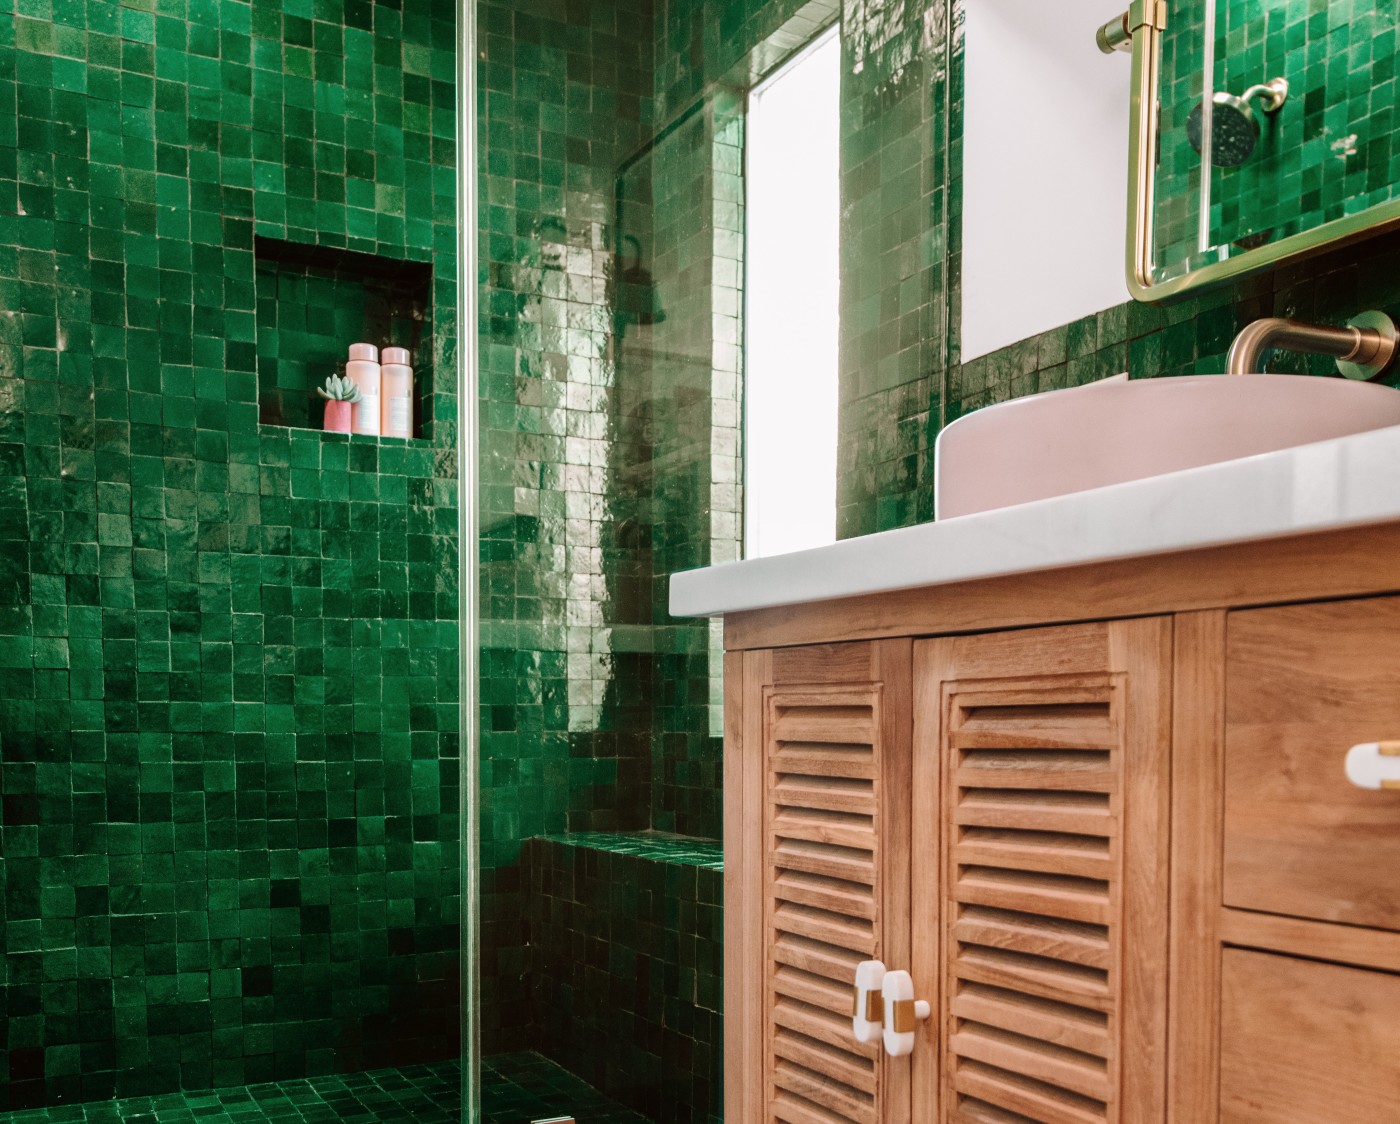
[254,236,434,437]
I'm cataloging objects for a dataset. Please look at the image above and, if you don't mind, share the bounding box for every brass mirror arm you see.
[1226,316,1399,378]
[1098,1,1165,54]
[1123,2,1168,301]
[1096,11,1132,55]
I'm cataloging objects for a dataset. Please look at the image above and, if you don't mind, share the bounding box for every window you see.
[744,28,841,559]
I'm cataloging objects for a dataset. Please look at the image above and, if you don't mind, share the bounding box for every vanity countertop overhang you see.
[669,423,1400,620]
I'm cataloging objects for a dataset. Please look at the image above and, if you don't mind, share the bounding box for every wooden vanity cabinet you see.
[727,620,1172,1123]
[720,529,1400,1124]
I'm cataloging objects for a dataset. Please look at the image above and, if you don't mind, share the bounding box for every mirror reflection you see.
[1154,0,1400,284]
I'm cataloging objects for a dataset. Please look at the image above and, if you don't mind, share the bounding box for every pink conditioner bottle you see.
[380,347,414,438]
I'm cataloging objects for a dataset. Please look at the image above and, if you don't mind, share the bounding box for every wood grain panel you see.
[919,619,1170,1124]
[1225,598,1400,931]
[1220,950,1400,1122]
[730,649,768,1124]
[1219,908,1400,975]
[1167,611,1226,1124]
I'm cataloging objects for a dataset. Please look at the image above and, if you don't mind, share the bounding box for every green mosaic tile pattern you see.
[636,92,739,839]
[0,0,459,1111]
[947,228,1400,420]
[1154,0,1209,267]
[476,0,656,1054]
[0,1055,651,1124]
[476,0,843,1078]
[0,1061,459,1124]
[836,0,946,537]
[524,836,722,1122]
[1211,0,1400,250]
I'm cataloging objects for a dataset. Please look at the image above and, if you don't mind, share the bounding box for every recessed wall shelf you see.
[254,236,433,437]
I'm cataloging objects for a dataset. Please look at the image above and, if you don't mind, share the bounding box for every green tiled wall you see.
[476,0,656,1053]
[0,0,459,1110]
[636,92,741,839]
[524,833,722,1121]
[476,0,837,1080]
[1155,0,1208,269]
[836,0,947,537]
[1211,0,1400,250]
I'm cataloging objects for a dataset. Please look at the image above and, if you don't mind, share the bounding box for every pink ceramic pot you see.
[323,400,353,433]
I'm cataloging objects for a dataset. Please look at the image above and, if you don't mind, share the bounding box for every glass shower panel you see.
[474,0,734,1117]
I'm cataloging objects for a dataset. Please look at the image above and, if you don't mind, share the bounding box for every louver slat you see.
[765,685,893,1123]
[945,686,1124,1124]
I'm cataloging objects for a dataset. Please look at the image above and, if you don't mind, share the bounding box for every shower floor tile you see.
[0,1062,459,1124]
[0,1054,652,1124]
[482,1052,653,1124]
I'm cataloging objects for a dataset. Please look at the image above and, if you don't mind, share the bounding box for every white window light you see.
[744,27,841,560]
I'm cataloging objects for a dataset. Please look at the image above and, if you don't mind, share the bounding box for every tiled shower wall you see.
[836,0,948,535]
[477,0,832,1056]
[476,0,655,1052]
[479,0,1400,1095]
[525,833,723,1121]
[0,0,459,1109]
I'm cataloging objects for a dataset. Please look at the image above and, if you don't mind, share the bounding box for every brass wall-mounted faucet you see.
[1226,311,1399,380]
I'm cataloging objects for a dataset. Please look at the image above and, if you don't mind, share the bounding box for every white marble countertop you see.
[669,424,1400,618]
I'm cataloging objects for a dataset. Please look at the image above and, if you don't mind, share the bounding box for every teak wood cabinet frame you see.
[719,523,1400,1123]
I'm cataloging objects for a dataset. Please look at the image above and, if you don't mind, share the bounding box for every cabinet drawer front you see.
[1225,599,1400,930]
[1221,950,1400,1122]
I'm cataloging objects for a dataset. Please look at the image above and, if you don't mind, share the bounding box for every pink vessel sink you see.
[935,373,1400,519]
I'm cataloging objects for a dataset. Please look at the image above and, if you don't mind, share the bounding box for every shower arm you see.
[1239,78,1289,115]
[1226,313,1400,380]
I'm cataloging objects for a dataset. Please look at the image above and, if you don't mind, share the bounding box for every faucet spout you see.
[1226,312,1399,380]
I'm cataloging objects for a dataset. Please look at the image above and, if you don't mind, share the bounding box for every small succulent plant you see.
[317,374,364,403]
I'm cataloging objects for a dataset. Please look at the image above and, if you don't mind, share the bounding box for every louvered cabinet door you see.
[913,620,1171,1124]
[727,640,913,1124]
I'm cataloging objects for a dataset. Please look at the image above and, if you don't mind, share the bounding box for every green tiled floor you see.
[0,1055,653,1124]
[482,1053,654,1124]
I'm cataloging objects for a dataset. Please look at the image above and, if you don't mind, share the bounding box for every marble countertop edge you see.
[668,424,1400,618]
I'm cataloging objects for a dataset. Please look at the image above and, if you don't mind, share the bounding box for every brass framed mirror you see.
[1121,0,1400,301]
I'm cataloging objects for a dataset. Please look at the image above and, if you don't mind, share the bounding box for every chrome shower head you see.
[1187,77,1289,168]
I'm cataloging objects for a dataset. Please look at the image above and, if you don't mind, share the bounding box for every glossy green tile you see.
[0,0,459,1111]
[524,835,721,1122]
